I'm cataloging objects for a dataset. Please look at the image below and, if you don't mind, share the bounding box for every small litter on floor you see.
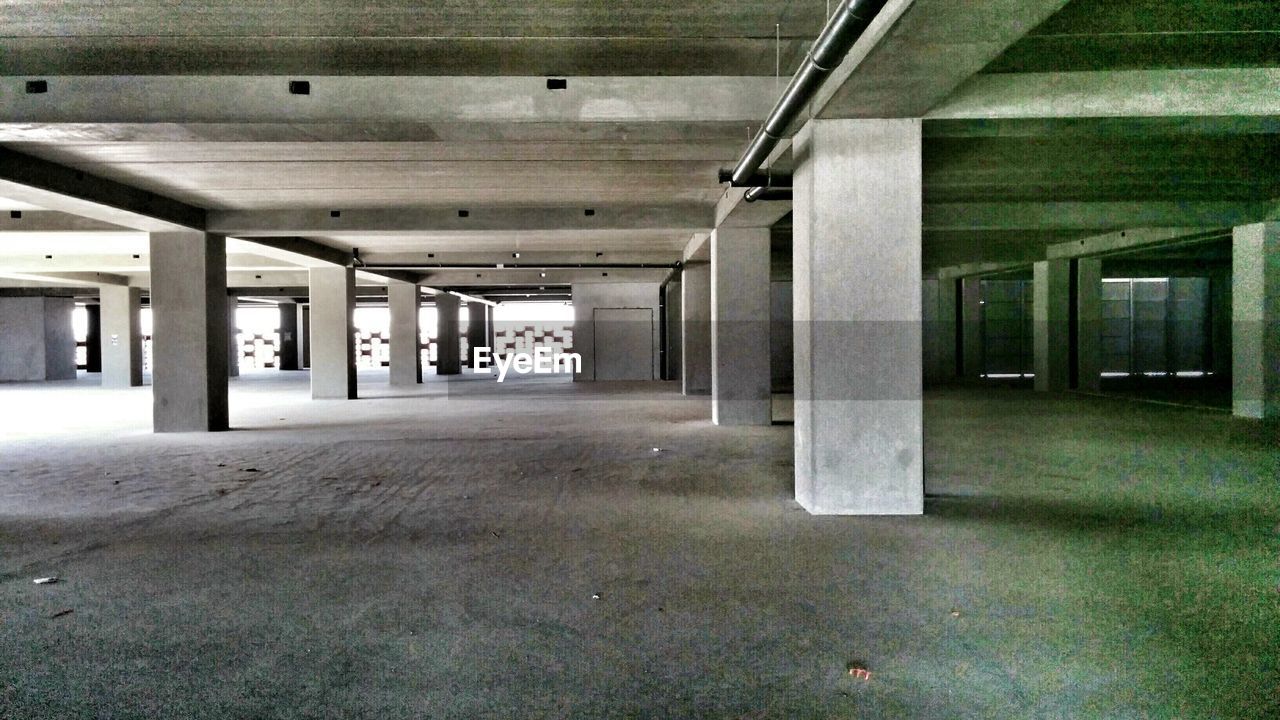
[847,661,872,680]
[652,448,662,452]
[591,593,601,600]
[33,577,58,585]
[241,468,259,473]
[950,608,962,618]
[48,609,73,619]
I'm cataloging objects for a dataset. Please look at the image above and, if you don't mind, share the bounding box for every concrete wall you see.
[0,296,76,382]
[571,282,662,381]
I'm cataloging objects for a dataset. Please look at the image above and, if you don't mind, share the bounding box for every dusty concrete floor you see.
[1,371,1276,719]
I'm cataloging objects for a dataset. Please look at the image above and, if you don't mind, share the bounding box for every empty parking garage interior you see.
[0,1,1277,717]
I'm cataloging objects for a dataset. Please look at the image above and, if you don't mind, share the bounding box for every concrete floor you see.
[1,372,1276,718]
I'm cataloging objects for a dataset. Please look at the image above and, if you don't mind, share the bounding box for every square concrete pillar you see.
[227,296,240,378]
[149,232,228,432]
[792,118,923,516]
[711,226,771,426]
[1033,260,1071,392]
[1075,258,1103,392]
[0,296,76,381]
[99,285,143,388]
[84,303,102,373]
[389,280,422,386]
[465,300,487,365]
[1232,223,1279,419]
[277,301,300,370]
[681,261,711,395]
[484,305,495,351]
[435,294,461,375]
[308,266,357,399]
[960,276,983,379]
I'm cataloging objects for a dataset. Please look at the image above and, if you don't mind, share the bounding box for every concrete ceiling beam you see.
[0,270,130,287]
[924,200,1280,231]
[0,76,779,125]
[0,147,204,231]
[930,68,1280,121]
[210,205,714,236]
[813,0,1071,119]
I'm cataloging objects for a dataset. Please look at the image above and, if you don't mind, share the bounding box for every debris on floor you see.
[48,609,73,619]
[33,577,58,585]
[241,468,259,473]
[847,661,872,681]
[591,593,601,600]
[950,608,962,618]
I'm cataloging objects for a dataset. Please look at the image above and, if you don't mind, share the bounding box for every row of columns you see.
[680,118,1278,516]
[926,225,1277,420]
[88,231,488,430]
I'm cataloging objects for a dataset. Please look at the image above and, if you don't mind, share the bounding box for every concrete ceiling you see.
[0,0,1277,290]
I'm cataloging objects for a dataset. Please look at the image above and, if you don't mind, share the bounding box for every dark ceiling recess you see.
[288,80,311,95]
[546,78,568,90]
[25,79,47,94]
[458,210,470,218]
[329,210,341,218]
[9,211,22,219]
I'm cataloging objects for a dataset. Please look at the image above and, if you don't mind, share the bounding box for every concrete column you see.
[1075,258,1103,392]
[0,296,76,382]
[960,276,983,379]
[84,303,102,373]
[389,280,422,385]
[226,296,240,378]
[1033,259,1071,392]
[681,261,711,395]
[149,232,228,432]
[308,266,357,399]
[99,285,143,388]
[711,226,771,426]
[1232,223,1279,419]
[301,304,311,368]
[937,278,958,380]
[465,300,487,366]
[665,280,683,381]
[484,305,495,351]
[435,294,461,375]
[792,118,923,516]
[277,301,299,370]
[922,277,951,384]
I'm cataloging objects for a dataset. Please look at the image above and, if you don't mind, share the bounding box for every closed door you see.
[593,308,653,380]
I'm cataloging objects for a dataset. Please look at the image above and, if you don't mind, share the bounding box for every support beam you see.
[710,226,770,426]
[435,294,461,376]
[389,280,422,386]
[1232,223,1280,419]
[1075,258,1103,393]
[1033,259,1071,393]
[931,68,1280,121]
[926,202,1279,232]
[209,205,713,236]
[149,232,228,432]
[0,76,779,125]
[308,266,356,399]
[793,118,923,516]
[277,301,299,371]
[99,285,142,388]
[0,147,204,231]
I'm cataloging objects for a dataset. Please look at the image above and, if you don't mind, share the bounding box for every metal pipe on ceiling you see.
[744,186,794,203]
[722,0,889,188]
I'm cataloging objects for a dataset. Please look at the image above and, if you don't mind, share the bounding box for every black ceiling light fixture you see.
[25,79,48,94]
[288,80,311,95]
[458,210,470,218]
[546,78,568,90]
[9,211,22,219]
